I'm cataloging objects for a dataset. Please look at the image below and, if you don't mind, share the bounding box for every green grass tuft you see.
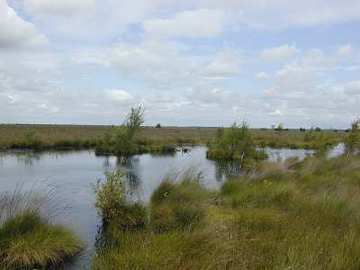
[0,211,83,269]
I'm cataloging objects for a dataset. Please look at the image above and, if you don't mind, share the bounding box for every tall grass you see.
[0,188,83,269]
[92,154,360,270]
[150,172,210,233]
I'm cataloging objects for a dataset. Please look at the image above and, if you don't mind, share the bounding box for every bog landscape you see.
[1,1,360,269]
[1,110,360,269]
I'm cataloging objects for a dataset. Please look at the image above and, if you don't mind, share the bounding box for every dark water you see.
[0,146,317,269]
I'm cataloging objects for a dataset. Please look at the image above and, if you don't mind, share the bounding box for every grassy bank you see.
[0,124,345,151]
[92,153,360,269]
[0,190,83,269]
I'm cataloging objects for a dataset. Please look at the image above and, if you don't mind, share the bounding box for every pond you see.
[0,146,316,269]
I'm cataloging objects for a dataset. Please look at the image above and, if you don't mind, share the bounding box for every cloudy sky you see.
[1,0,360,128]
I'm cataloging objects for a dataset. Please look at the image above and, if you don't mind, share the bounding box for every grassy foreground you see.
[93,154,360,270]
[0,124,345,151]
[0,191,83,269]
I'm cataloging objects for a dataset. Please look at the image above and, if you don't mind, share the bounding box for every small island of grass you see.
[0,191,83,270]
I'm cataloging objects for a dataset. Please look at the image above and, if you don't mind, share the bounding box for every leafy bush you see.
[346,119,360,154]
[94,171,147,230]
[207,122,267,165]
[96,106,145,157]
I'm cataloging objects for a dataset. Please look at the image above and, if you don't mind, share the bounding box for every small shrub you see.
[345,119,360,154]
[94,171,126,223]
[207,122,266,165]
[96,106,145,157]
[94,171,147,230]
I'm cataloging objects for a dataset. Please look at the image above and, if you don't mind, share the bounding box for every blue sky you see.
[0,0,359,128]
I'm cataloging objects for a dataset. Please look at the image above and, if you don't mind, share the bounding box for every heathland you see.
[1,110,359,269]
[0,124,345,152]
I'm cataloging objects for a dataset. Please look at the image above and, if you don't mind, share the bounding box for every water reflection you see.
[102,157,111,170]
[119,157,143,201]
[214,160,242,181]
[15,151,41,167]
[328,143,346,158]
[265,147,315,162]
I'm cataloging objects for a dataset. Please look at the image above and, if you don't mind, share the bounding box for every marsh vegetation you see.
[0,123,345,153]
[92,151,360,270]
[0,116,358,269]
[0,189,83,269]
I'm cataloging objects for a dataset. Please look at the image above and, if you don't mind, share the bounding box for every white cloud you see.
[256,72,270,80]
[261,44,299,62]
[203,50,240,78]
[143,9,225,39]
[343,81,360,96]
[24,0,96,16]
[0,0,47,48]
[269,109,283,116]
[338,44,353,57]
[10,0,360,44]
[2,0,360,128]
[105,89,133,102]
[217,0,360,30]
[106,41,202,88]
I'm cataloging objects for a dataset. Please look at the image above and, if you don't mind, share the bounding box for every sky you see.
[0,0,360,128]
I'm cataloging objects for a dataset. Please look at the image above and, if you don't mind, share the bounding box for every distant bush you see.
[207,122,267,165]
[96,106,144,157]
[274,123,284,131]
[345,119,360,154]
[155,123,162,128]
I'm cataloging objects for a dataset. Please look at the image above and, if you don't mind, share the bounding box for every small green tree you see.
[346,119,360,154]
[207,122,266,165]
[275,123,284,132]
[125,106,144,140]
[113,105,144,156]
[97,106,144,157]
